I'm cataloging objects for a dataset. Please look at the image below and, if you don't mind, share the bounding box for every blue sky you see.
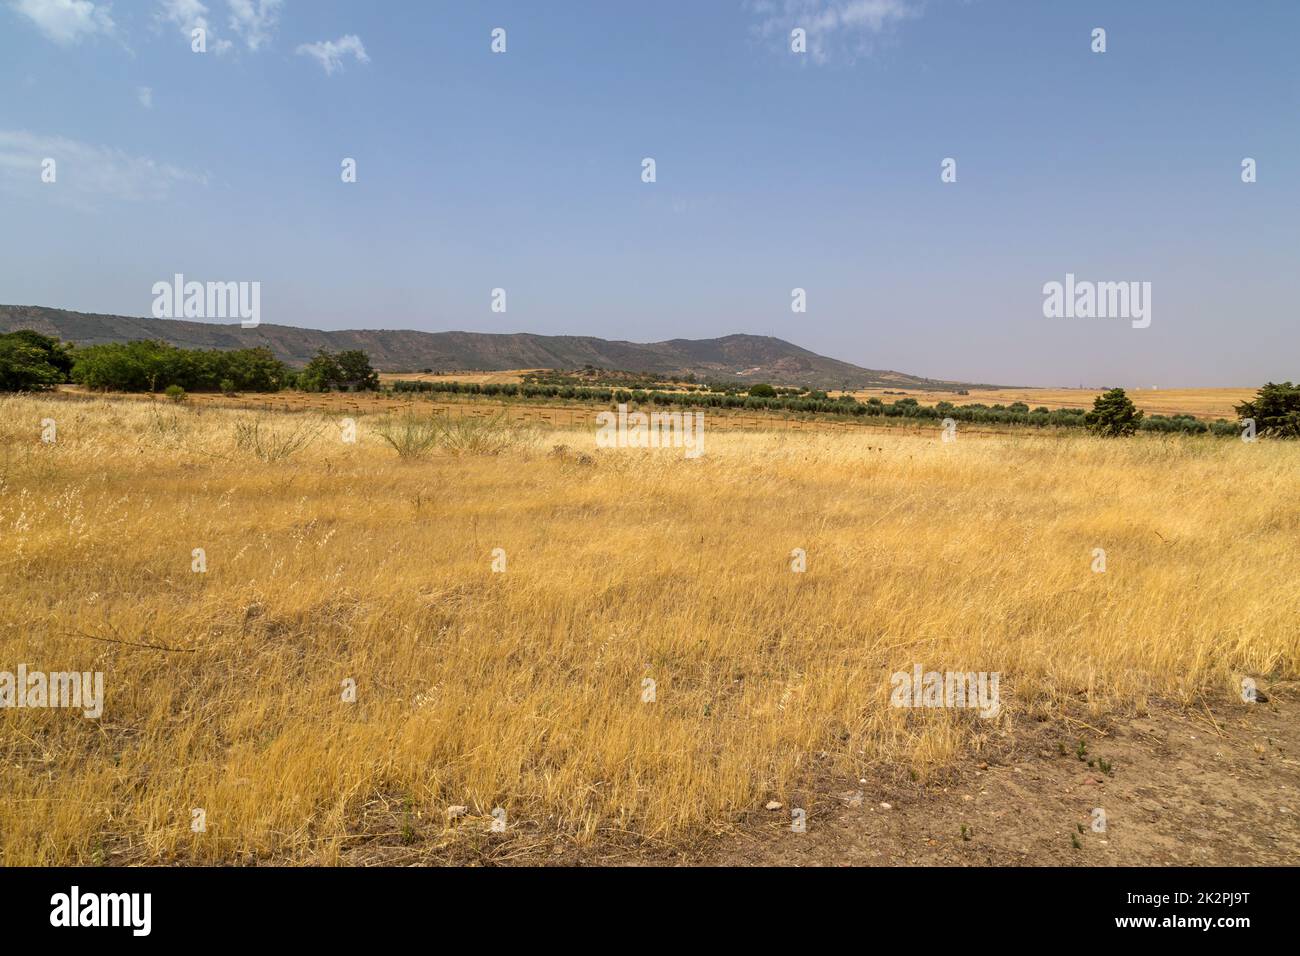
[1,0,1296,386]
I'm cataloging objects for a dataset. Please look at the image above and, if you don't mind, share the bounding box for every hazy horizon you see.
[2,1,1296,387]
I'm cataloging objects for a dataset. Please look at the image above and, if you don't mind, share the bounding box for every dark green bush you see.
[1084,388,1144,437]
[0,330,72,391]
[1235,382,1300,438]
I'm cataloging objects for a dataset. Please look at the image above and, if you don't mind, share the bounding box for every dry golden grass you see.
[1,393,1297,865]
[377,369,538,386]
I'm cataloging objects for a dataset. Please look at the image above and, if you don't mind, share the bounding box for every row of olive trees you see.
[393,377,1292,440]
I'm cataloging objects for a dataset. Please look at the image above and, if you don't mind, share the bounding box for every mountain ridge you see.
[0,304,988,390]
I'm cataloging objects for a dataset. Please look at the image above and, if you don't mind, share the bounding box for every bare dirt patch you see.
[707,687,1300,867]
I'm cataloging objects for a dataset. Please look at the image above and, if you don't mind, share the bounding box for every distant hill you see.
[0,305,986,390]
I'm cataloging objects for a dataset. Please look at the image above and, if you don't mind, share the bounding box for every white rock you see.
[765,800,783,811]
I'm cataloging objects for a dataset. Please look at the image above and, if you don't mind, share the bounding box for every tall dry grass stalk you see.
[1,393,1297,863]
[374,409,538,459]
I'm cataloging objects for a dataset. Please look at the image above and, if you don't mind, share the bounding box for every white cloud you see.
[296,34,369,75]
[137,85,153,108]
[750,0,920,64]
[156,0,232,54]
[11,0,284,54]
[9,0,115,45]
[226,0,280,51]
[0,130,208,208]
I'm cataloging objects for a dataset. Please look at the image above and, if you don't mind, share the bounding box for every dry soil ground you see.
[705,688,1300,867]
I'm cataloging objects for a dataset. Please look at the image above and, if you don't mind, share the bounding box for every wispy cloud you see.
[296,34,369,75]
[136,85,153,108]
[0,130,208,209]
[156,0,232,54]
[226,0,280,51]
[749,0,921,64]
[8,0,115,45]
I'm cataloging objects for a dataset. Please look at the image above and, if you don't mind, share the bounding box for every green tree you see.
[72,341,163,391]
[222,347,289,392]
[1084,387,1144,437]
[0,330,72,391]
[336,350,379,390]
[748,383,776,398]
[1235,382,1300,438]
[298,350,344,392]
[70,340,288,393]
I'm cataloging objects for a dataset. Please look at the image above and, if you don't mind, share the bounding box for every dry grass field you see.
[2,392,1297,865]
[377,370,538,386]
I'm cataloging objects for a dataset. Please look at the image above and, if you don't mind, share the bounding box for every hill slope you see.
[0,305,980,390]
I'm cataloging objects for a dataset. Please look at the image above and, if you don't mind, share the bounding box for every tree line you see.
[0,331,377,395]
